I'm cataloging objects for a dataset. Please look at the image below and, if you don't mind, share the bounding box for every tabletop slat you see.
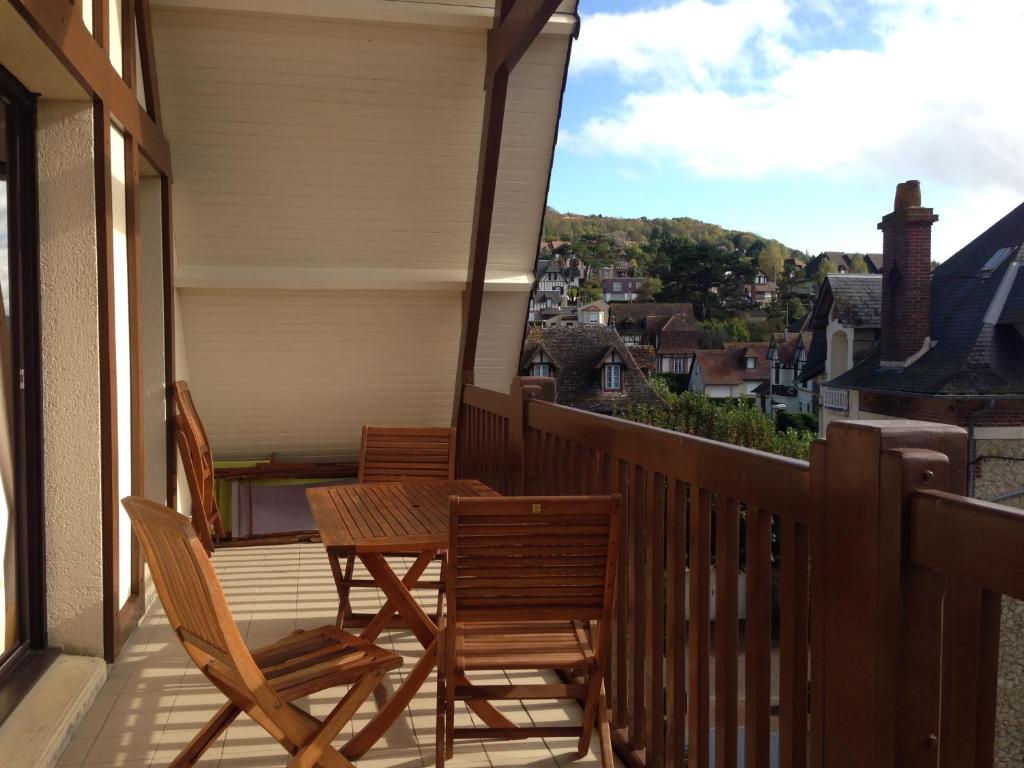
[308,479,497,554]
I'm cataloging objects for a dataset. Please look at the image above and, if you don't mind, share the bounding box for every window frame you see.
[603,363,622,391]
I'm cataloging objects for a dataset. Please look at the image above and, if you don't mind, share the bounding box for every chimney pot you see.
[893,180,922,211]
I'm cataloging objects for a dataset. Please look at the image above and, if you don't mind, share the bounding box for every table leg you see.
[360,551,436,643]
[348,552,517,757]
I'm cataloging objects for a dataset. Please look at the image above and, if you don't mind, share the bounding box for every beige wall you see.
[140,180,168,506]
[178,289,462,460]
[36,100,106,657]
[153,6,571,457]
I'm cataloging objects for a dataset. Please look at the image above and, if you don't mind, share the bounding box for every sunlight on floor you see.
[58,544,618,767]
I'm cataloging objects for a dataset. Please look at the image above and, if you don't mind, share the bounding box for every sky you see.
[547,0,1024,260]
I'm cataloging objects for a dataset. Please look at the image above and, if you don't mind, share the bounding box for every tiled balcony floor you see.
[58,544,620,767]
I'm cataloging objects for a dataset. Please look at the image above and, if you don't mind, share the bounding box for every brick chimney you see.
[878,180,938,368]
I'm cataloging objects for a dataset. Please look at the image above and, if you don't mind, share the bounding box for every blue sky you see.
[547,0,1024,259]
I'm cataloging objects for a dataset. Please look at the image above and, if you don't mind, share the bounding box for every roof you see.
[832,202,1024,397]
[811,274,883,328]
[695,342,770,385]
[819,251,884,274]
[610,302,696,332]
[630,345,656,371]
[521,325,664,414]
[769,332,811,364]
[658,314,702,354]
[797,329,827,382]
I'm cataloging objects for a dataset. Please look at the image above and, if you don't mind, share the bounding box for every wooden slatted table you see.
[306,479,512,759]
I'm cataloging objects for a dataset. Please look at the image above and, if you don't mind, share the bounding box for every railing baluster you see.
[716,496,740,768]
[779,517,809,768]
[629,464,647,750]
[613,458,630,728]
[939,581,1002,768]
[666,477,687,768]
[745,505,773,768]
[688,486,712,767]
[644,470,666,763]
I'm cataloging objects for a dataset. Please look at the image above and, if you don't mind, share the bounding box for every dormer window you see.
[527,348,555,378]
[746,356,757,369]
[603,364,621,390]
[595,348,624,390]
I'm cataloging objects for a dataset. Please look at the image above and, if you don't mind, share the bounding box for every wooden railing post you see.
[814,419,967,768]
[508,376,554,495]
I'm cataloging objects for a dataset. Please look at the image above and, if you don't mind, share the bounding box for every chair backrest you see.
[122,496,250,676]
[358,425,457,483]
[173,380,222,552]
[446,495,622,629]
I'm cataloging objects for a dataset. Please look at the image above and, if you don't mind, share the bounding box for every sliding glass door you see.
[0,65,45,714]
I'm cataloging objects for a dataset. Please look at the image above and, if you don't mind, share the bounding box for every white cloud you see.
[567,0,1024,208]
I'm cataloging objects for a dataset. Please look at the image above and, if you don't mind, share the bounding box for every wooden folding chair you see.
[173,380,224,553]
[330,426,456,628]
[123,496,403,768]
[173,380,354,553]
[436,494,622,768]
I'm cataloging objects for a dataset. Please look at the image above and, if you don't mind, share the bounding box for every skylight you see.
[982,247,1012,273]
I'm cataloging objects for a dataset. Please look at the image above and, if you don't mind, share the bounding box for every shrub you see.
[618,392,815,460]
[776,411,818,434]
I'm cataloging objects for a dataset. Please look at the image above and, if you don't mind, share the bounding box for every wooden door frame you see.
[0,64,53,726]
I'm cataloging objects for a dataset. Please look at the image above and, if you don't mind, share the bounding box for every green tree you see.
[757,241,785,282]
[646,238,754,319]
[787,296,807,322]
[639,276,663,301]
[581,276,603,302]
[816,258,838,285]
[848,254,869,273]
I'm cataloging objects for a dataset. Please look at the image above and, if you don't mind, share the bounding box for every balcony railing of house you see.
[822,386,849,411]
[455,376,1024,768]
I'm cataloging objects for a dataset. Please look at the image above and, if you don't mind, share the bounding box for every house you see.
[689,342,770,400]
[536,258,569,296]
[528,290,568,322]
[520,325,664,414]
[602,276,643,302]
[803,273,884,433]
[829,181,1024,505]
[814,250,884,275]
[794,329,825,414]
[655,314,703,375]
[745,272,779,306]
[610,302,697,345]
[578,299,609,325]
[763,331,814,414]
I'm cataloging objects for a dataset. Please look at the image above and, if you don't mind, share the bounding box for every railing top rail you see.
[527,398,812,523]
[911,488,1024,600]
[462,384,515,419]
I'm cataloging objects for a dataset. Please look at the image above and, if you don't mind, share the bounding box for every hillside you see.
[542,207,804,257]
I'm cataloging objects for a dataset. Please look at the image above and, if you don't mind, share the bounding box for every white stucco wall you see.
[36,101,105,657]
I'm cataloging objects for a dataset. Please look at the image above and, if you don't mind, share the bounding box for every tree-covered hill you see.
[542,207,805,258]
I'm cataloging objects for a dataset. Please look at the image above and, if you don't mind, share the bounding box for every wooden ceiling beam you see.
[10,0,172,177]
[452,0,564,423]
[486,0,564,84]
[135,0,163,124]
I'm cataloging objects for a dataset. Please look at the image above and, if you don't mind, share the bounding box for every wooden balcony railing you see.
[455,378,1024,768]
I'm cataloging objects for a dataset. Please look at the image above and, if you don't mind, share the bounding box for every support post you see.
[508,375,554,495]
[816,419,967,768]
